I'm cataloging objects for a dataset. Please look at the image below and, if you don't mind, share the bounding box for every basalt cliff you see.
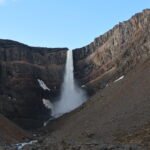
[0,40,68,129]
[73,9,150,95]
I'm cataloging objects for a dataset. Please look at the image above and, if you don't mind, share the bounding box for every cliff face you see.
[0,40,68,129]
[73,9,150,94]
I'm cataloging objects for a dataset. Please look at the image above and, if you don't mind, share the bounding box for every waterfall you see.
[51,50,87,118]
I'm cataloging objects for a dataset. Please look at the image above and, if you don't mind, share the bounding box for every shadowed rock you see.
[0,39,68,129]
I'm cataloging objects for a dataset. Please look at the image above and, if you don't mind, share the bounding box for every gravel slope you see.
[0,114,30,145]
[33,59,150,150]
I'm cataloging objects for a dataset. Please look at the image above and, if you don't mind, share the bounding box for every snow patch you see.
[37,79,50,91]
[42,99,53,109]
[8,96,17,101]
[16,140,38,150]
[106,84,109,87]
[8,96,12,100]
[81,85,86,88]
[114,76,124,83]
[43,120,49,127]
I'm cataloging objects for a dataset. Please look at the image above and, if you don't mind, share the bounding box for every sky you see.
[0,0,149,49]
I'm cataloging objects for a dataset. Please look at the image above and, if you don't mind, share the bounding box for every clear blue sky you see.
[0,0,149,49]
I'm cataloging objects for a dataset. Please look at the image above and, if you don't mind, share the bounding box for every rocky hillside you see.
[0,40,68,129]
[27,49,150,150]
[73,9,150,95]
[0,114,30,145]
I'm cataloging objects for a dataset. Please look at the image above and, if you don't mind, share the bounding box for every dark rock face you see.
[73,9,150,95]
[0,40,68,129]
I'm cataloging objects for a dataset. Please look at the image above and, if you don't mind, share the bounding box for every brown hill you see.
[0,114,30,145]
[36,52,150,150]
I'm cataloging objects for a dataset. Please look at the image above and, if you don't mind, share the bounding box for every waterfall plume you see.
[51,50,87,118]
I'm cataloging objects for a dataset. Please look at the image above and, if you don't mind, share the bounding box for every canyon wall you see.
[0,40,68,129]
[73,9,150,95]
[0,9,150,129]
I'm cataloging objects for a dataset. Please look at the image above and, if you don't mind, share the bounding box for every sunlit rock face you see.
[73,9,150,95]
[52,50,87,118]
[0,39,68,129]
